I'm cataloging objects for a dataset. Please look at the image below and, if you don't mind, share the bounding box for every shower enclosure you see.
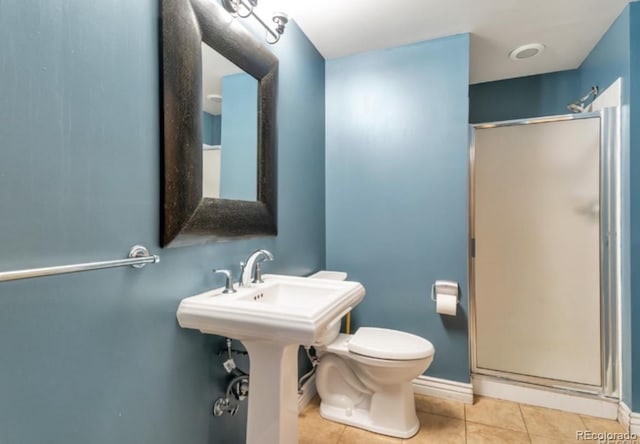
[469,110,618,397]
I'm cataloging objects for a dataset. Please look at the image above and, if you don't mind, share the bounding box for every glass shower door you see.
[472,117,601,387]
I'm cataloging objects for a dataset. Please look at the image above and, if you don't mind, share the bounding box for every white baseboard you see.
[618,401,631,431]
[619,401,640,435]
[630,409,640,435]
[472,375,618,419]
[412,375,474,404]
[298,373,317,413]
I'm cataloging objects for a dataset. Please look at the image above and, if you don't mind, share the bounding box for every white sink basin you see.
[176,273,365,444]
[176,274,365,345]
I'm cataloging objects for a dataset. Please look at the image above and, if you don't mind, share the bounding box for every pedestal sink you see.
[176,274,365,444]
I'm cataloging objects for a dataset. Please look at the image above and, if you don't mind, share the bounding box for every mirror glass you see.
[201,42,258,201]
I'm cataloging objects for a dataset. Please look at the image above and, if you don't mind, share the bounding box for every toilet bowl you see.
[315,327,435,438]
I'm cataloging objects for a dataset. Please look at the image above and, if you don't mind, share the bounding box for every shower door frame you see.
[468,109,619,398]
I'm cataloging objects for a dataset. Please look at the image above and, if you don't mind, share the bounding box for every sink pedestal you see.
[176,275,366,443]
[242,340,299,444]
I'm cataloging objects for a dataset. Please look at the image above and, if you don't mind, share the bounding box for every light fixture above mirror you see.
[221,0,288,44]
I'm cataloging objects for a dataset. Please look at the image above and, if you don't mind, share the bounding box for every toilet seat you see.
[348,327,434,360]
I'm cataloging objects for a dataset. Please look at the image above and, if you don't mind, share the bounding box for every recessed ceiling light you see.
[509,43,545,61]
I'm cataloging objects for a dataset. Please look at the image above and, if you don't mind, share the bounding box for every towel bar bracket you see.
[129,245,156,269]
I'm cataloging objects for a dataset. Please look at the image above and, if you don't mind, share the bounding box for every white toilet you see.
[310,272,435,439]
[316,327,435,438]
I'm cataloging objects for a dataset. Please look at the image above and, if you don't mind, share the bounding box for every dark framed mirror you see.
[160,0,278,247]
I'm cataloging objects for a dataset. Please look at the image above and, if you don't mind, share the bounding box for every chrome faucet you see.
[239,249,274,287]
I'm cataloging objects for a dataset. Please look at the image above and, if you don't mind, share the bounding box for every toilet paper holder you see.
[430,280,460,304]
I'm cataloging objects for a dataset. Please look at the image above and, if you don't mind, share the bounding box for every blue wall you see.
[220,73,258,200]
[469,70,580,123]
[326,34,471,383]
[579,9,632,100]
[202,111,221,146]
[0,1,325,443]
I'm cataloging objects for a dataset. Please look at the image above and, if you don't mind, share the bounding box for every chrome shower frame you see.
[468,108,620,398]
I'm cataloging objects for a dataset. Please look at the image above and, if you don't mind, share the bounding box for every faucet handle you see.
[252,251,273,284]
[213,269,236,294]
[252,262,265,284]
[238,262,247,288]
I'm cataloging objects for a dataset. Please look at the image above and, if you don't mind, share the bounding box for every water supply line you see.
[298,312,351,393]
[298,346,319,395]
[213,338,250,417]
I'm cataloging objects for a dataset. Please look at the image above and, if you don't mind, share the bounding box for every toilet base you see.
[319,401,420,439]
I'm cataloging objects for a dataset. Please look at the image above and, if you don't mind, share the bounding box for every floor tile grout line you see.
[516,402,533,443]
[576,412,588,431]
[416,409,465,421]
[335,425,346,444]
[468,396,538,434]
[465,418,528,432]
[463,399,468,443]
[464,417,468,443]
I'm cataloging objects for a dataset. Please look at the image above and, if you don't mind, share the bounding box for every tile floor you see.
[298,394,630,443]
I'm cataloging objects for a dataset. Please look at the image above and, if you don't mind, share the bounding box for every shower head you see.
[567,86,599,113]
[567,102,586,113]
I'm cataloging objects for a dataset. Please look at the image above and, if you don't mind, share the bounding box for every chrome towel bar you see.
[0,245,160,282]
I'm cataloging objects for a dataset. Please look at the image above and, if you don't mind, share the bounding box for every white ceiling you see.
[262,0,630,84]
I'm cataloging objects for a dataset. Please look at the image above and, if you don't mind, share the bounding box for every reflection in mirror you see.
[201,42,258,201]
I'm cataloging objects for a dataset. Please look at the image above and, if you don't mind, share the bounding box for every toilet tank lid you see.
[308,270,348,281]
[348,327,435,360]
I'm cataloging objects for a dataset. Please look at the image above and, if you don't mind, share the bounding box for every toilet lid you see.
[348,327,435,360]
